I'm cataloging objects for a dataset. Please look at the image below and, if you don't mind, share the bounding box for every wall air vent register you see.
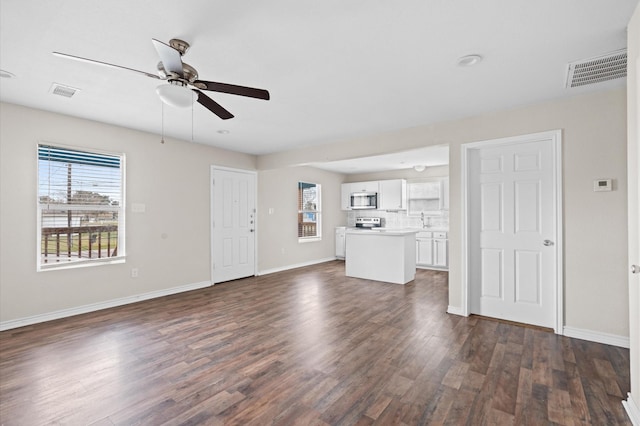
[566,49,627,88]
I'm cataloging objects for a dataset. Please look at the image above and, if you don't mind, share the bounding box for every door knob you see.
[543,240,554,246]
[632,265,640,274]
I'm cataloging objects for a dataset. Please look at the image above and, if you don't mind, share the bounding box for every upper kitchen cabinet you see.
[407,177,448,215]
[341,183,352,210]
[378,179,406,211]
[350,181,379,193]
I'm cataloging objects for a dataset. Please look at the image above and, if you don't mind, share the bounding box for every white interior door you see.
[211,167,256,283]
[467,133,560,329]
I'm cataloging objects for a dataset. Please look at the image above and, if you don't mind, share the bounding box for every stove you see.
[355,217,383,229]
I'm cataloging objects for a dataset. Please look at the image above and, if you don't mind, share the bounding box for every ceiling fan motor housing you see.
[157,61,198,83]
[169,39,190,56]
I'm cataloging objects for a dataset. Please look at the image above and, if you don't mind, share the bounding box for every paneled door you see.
[467,133,560,329]
[211,167,256,283]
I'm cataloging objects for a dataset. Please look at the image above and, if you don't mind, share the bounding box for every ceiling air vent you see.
[566,49,627,88]
[50,83,80,98]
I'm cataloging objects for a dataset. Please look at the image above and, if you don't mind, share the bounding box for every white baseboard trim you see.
[258,257,337,276]
[447,305,466,316]
[0,280,211,332]
[563,326,630,348]
[623,392,640,426]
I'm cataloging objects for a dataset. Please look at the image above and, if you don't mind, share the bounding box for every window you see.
[298,181,321,240]
[38,144,124,270]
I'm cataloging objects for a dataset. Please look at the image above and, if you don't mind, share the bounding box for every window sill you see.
[298,237,322,243]
[38,256,125,272]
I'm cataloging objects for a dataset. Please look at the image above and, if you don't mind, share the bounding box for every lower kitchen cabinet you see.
[335,227,346,259]
[433,237,448,267]
[416,231,448,270]
[416,234,433,265]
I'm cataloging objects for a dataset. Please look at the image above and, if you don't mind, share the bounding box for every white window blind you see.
[38,144,124,269]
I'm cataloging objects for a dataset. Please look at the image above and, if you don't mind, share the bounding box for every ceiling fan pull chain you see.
[161,101,165,144]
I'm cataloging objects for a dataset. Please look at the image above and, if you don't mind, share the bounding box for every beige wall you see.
[257,166,345,272]
[0,102,255,323]
[259,88,629,338]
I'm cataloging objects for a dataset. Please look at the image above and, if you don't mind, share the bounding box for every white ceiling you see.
[0,0,637,166]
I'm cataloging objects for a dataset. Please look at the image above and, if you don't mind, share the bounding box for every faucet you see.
[420,212,431,228]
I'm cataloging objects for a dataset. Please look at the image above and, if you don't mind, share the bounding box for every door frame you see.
[210,165,258,285]
[461,130,564,333]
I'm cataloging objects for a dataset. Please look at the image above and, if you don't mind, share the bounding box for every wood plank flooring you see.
[0,261,631,425]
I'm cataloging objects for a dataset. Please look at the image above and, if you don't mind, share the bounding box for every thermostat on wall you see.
[593,179,612,192]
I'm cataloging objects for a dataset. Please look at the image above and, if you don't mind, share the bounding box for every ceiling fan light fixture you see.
[156,82,194,108]
[413,165,426,172]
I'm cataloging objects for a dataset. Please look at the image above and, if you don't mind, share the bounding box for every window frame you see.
[297,181,321,242]
[37,143,126,271]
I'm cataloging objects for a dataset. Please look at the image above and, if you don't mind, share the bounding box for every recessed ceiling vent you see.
[566,49,627,88]
[50,83,80,98]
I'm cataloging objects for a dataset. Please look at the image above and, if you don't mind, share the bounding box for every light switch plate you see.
[131,203,146,213]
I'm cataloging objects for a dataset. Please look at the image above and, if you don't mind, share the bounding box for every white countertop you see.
[345,228,419,236]
[345,227,448,234]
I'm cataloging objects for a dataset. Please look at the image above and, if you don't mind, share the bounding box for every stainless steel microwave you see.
[350,192,377,209]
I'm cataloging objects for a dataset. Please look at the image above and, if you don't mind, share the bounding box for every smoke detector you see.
[566,49,627,88]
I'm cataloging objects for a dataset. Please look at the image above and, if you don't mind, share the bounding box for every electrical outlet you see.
[131,268,139,278]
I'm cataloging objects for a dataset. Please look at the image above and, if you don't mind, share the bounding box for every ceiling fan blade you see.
[152,39,184,78]
[52,52,161,80]
[194,90,234,120]
[194,80,270,100]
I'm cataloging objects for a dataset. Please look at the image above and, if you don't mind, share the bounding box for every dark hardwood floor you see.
[0,261,631,425]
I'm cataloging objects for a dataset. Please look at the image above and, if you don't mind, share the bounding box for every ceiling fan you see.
[53,38,270,120]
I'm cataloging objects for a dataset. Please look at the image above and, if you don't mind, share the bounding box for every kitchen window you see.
[37,144,125,270]
[298,181,321,241]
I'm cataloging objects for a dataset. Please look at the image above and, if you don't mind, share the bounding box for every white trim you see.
[258,257,336,276]
[563,326,630,348]
[210,166,258,285]
[0,280,211,332]
[623,392,640,426]
[447,305,466,316]
[461,130,564,333]
[417,265,448,271]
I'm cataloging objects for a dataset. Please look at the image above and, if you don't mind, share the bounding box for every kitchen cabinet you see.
[407,178,448,215]
[433,232,448,268]
[350,181,379,193]
[416,232,433,266]
[335,227,346,258]
[416,231,448,270]
[378,179,406,210]
[441,177,449,210]
[341,183,352,210]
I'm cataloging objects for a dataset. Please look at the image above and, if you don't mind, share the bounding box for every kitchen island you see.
[345,229,418,284]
